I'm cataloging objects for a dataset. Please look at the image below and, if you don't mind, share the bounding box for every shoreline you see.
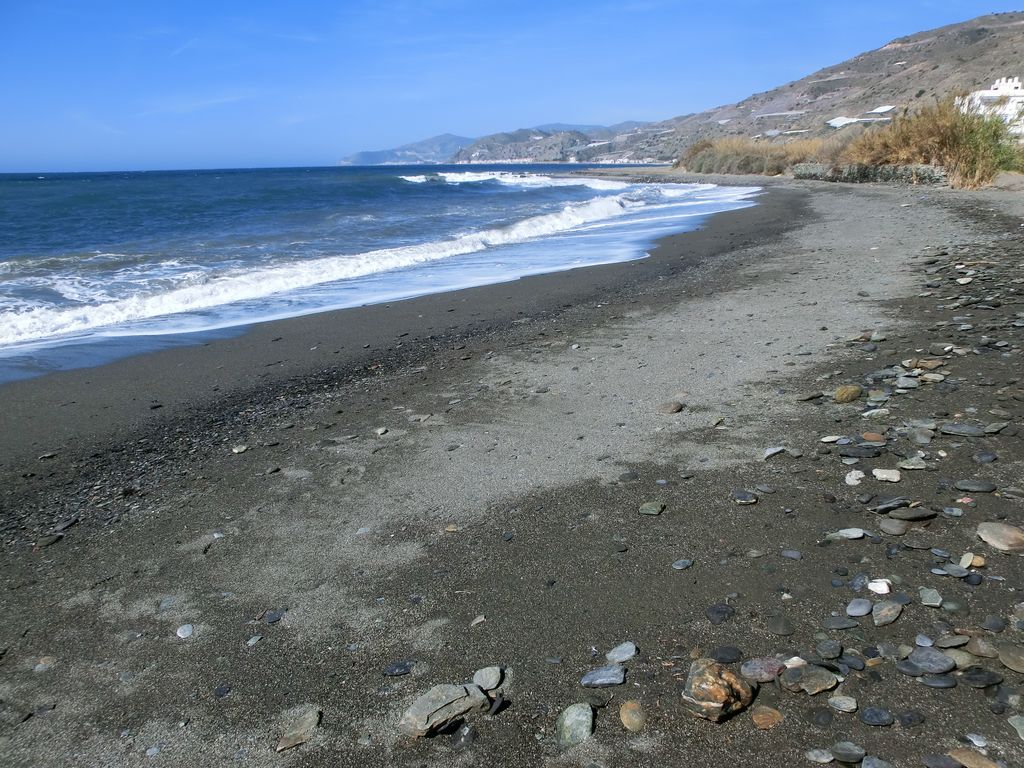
[0,183,789,514]
[2,179,1023,767]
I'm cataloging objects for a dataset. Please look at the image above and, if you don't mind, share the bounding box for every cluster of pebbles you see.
[391,240,1024,766]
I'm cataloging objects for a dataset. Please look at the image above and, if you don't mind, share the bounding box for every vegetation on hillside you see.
[842,96,1023,188]
[677,135,851,177]
[676,96,1024,189]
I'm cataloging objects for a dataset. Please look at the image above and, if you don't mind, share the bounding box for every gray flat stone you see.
[872,600,902,626]
[939,423,984,437]
[581,665,625,687]
[907,647,955,674]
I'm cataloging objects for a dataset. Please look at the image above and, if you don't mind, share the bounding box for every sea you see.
[0,165,759,382]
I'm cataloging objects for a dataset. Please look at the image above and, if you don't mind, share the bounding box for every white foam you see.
[0,194,635,347]
[399,175,429,183]
[437,171,628,191]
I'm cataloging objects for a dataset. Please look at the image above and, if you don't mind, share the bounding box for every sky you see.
[1,0,1021,172]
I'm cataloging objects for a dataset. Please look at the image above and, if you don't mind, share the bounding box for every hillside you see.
[340,12,1024,165]
[610,11,1024,162]
[339,133,474,165]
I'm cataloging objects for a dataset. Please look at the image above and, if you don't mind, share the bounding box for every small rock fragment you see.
[276,706,321,752]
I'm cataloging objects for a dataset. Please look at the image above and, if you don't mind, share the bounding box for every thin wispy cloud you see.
[68,111,126,136]
[169,37,200,57]
[136,92,257,117]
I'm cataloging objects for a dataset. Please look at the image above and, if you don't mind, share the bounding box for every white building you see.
[967,77,1024,136]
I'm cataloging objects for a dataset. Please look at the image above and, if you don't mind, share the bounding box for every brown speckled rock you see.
[680,658,756,722]
[834,385,863,403]
[977,522,1024,552]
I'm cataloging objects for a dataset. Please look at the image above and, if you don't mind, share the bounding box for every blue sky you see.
[1,1,1019,171]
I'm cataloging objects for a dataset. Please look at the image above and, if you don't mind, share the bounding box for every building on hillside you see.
[967,77,1024,136]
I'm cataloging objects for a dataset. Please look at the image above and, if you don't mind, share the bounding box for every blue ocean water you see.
[0,165,758,381]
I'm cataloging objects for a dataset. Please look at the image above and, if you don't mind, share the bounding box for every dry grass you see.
[840,96,1023,188]
[677,135,852,176]
[677,96,1023,188]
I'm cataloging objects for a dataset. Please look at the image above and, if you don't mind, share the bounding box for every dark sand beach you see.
[2,176,1023,767]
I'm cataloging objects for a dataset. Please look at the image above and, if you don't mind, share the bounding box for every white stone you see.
[868,579,892,595]
[845,470,865,486]
[872,468,901,483]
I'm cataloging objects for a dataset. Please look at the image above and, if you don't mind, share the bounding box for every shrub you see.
[676,135,851,176]
[840,95,1024,188]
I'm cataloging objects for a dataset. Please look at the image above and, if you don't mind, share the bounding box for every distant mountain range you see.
[338,133,475,166]
[340,12,1024,165]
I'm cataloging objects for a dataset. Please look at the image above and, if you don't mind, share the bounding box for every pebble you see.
[872,468,901,483]
[908,647,955,674]
[867,579,891,595]
[780,664,838,695]
[383,660,415,677]
[606,642,637,663]
[806,748,834,763]
[939,423,985,437]
[671,558,694,570]
[638,501,665,516]
[731,489,758,505]
[879,518,909,536]
[898,710,926,727]
[961,666,1003,688]
[847,598,872,617]
[872,600,903,626]
[817,640,843,659]
[947,749,999,768]
[740,657,785,682]
[845,470,866,486]
[176,624,194,639]
[859,707,894,726]
[581,665,625,687]
[751,705,784,730]
[998,644,1024,673]
[825,616,860,630]
[920,588,943,607]
[472,666,503,690]
[976,522,1024,552]
[922,757,962,768]
[781,550,802,561]
[955,480,997,493]
[981,616,1008,632]
[276,706,321,751]
[834,385,863,403]
[828,695,858,713]
[619,700,645,732]
[706,603,735,625]
[767,615,796,636]
[862,758,893,768]
[555,703,593,749]
[921,679,958,692]
[831,741,866,763]
[899,456,927,470]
